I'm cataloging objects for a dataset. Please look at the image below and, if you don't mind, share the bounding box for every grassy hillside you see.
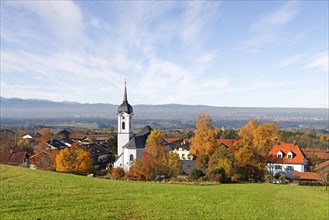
[1,165,328,220]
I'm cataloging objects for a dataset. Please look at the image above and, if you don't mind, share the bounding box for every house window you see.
[287,154,292,159]
[277,154,282,159]
[275,165,282,170]
[129,154,134,161]
[122,121,125,130]
[286,166,294,171]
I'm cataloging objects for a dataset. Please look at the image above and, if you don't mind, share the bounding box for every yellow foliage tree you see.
[145,130,167,160]
[190,113,219,169]
[253,122,284,155]
[56,144,92,175]
[235,120,284,156]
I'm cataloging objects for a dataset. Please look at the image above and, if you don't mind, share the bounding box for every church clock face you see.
[122,116,125,120]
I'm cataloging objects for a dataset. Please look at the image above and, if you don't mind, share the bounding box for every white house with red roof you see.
[267,142,307,180]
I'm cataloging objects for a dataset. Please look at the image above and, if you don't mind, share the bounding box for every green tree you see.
[207,145,235,182]
[168,152,182,177]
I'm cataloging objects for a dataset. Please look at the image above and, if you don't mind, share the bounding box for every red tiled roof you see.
[70,134,87,140]
[301,148,329,160]
[38,128,51,134]
[0,152,27,165]
[292,172,321,181]
[164,138,183,144]
[315,160,329,171]
[85,135,112,141]
[92,135,112,141]
[267,143,305,164]
[216,139,237,152]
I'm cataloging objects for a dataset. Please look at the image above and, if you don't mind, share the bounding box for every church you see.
[113,83,152,170]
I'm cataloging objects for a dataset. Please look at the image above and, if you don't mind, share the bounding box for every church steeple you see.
[123,81,128,102]
[117,81,134,158]
[118,81,133,114]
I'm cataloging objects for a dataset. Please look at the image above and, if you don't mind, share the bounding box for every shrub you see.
[207,167,227,183]
[279,175,286,184]
[265,175,273,183]
[190,169,205,181]
[124,170,144,181]
[111,167,125,180]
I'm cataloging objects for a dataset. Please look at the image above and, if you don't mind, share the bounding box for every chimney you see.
[293,140,297,146]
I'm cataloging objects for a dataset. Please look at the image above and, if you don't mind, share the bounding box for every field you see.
[46,122,99,129]
[1,165,328,220]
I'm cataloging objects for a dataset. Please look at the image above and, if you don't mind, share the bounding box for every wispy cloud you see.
[279,53,306,67]
[240,1,300,53]
[16,1,84,40]
[305,51,329,72]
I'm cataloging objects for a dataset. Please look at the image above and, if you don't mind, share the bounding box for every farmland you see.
[1,165,328,220]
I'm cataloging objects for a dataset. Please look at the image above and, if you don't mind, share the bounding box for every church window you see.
[122,121,125,130]
[129,154,134,161]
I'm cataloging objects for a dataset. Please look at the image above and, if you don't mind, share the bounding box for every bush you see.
[207,168,227,183]
[279,175,286,184]
[124,170,144,181]
[190,169,205,181]
[265,175,273,183]
[111,167,125,180]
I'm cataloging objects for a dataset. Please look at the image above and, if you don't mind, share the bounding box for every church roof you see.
[123,125,153,149]
[118,83,133,114]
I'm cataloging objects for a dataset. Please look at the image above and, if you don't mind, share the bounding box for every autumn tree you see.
[235,120,284,157]
[233,120,283,182]
[56,143,92,175]
[190,113,219,169]
[17,138,34,153]
[206,145,235,182]
[253,122,284,156]
[30,150,58,171]
[128,130,169,180]
[168,152,182,177]
[234,145,266,182]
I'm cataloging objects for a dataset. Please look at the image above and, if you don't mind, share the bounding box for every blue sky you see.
[1,1,328,108]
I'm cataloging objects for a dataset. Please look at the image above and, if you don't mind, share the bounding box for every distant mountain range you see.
[1,97,327,123]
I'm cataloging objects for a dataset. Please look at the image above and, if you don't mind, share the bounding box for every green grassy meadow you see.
[1,165,328,220]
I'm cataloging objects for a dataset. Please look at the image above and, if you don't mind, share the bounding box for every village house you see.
[267,142,308,181]
[22,132,41,140]
[84,135,112,145]
[70,134,88,143]
[0,151,29,167]
[81,143,111,170]
[166,138,193,160]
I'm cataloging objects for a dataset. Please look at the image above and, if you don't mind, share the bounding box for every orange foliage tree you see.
[30,149,58,171]
[55,143,92,175]
[127,130,170,181]
[190,113,219,169]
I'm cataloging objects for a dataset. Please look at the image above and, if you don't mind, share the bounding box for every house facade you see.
[267,143,307,180]
[167,139,193,160]
[81,143,111,170]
